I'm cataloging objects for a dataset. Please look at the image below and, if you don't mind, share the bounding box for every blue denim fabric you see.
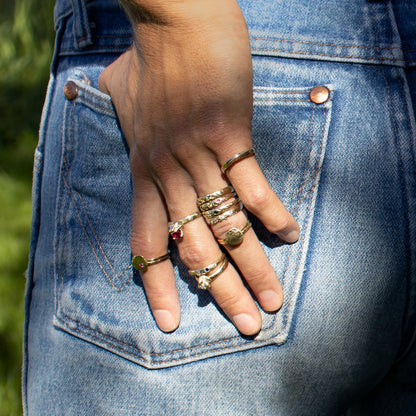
[24,0,416,414]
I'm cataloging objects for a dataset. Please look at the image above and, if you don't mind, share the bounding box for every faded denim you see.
[24,0,416,414]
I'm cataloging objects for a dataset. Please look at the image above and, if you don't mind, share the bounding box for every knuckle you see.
[268,215,292,235]
[178,241,210,268]
[215,291,243,312]
[209,211,248,238]
[148,144,175,174]
[243,187,273,213]
[209,219,236,239]
[244,267,268,285]
[144,283,171,299]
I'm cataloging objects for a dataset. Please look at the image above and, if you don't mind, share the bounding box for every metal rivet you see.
[63,81,78,100]
[309,86,330,104]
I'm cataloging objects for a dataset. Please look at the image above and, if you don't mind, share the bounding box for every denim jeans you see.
[24,0,416,414]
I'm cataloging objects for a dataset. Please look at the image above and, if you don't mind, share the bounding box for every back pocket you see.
[53,72,332,369]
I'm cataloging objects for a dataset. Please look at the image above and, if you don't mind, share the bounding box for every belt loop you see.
[70,0,93,49]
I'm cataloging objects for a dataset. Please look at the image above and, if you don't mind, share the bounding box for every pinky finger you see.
[130,175,180,332]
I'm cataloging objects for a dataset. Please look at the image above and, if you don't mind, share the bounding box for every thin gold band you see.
[132,252,170,272]
[188,253,226,277]
[168,211,201,239]
[221,148,255,174]
[196,257,229,289]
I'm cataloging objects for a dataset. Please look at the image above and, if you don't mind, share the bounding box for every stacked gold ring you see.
[201,198,241,220]
[188,253,229,290]
[204,203,243,225]
[197,185,234,205]
[198,192,236,212]
[197,186,242,225]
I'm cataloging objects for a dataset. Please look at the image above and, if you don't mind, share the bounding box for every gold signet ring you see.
[132,252,170,272]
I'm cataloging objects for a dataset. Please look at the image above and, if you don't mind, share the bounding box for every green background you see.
[0,0,55,414]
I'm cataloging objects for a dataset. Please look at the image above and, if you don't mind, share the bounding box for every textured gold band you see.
[197,185,234,205]
[217,221,252,245]
[201,198,241,219]
[198,192,236,212]
[204,203,243,225]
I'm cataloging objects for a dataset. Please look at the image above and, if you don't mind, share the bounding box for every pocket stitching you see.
[59,101,132,293]
[55,85,332,367]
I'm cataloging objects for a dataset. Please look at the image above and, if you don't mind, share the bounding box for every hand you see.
[99,0,300,335]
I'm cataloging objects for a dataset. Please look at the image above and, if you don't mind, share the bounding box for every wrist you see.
[120,0,242,25]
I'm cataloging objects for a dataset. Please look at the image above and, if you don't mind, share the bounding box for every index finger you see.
[222,151,300,243]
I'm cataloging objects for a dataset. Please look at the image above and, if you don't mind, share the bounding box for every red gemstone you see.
[171,230,183,240]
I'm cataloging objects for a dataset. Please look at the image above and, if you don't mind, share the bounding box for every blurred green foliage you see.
[0,0,55,414]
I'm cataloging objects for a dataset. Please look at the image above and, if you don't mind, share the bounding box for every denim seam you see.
[251,47,402,64]
[55,314,285,365]
[66,166,132,280]
[381,70,412,358]
[75,97,115,116]
[370,3,413,360]
[250,35,401,51]
[395,74,416,361]
[282,107,328,328]
[279,103,317,326]
[23,74,58,416]
[397,76,416,188]
[73,87,115,116]
[60,159,133,291]
[62,34,132,41]
[59,101,132,292]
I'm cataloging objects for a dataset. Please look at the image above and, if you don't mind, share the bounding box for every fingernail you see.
[258,290,283,311]
[232,314,261,335]
[278,228,300,243]
[153,310,179,333]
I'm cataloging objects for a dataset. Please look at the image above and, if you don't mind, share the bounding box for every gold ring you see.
[204,203,243,225]
[188,254,229,290]
[198,192,236,212]
[168,211,201,240]
[197,185,234,205]
[217,221,252,245]
[188,253,226,277]
[196,257,229,289]
[202,198,241,219]
[221,148,255,174]
[132,252,170,272]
